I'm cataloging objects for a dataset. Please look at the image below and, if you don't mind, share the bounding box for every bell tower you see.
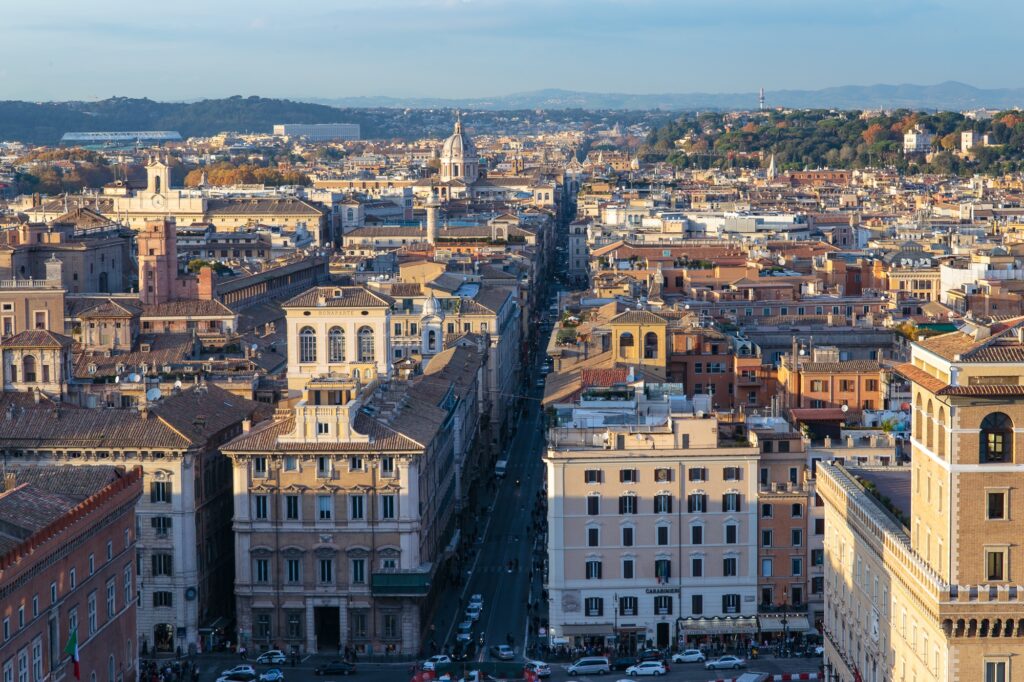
[146,157,171,195]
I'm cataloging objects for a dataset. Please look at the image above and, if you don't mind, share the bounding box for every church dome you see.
[441,117,475,160]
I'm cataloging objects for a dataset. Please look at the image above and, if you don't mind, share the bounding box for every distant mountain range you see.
[314,82,1024,111]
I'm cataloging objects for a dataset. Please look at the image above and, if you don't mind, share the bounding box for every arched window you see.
[937,407,946,458]
[22,355,36,383]
[980,412,1013,463]
[925,400,934,450]
[328,327,345,362]
[299,327,317,363]
[427,329,437,352]
[644,332,659,359]
[619,332,634,358]
[358,326,375,362]
[154,176,161,194]
[914,394,923,441]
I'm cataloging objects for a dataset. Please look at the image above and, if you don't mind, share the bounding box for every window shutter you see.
[150,484,157,503]
[619,497,626,514]
[619,469,626,482]
[735,495,742,512]
[666,497,673,514]
[150,517,157,528]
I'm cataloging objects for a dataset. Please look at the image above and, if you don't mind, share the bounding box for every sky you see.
[4,0,1023,101]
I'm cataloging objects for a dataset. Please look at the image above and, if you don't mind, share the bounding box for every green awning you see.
[371,572,431,596]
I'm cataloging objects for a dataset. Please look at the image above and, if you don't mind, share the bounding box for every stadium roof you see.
[60,131,182,142]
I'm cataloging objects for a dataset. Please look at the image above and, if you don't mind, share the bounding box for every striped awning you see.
[679,617,758,635]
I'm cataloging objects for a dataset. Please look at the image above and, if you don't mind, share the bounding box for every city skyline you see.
[5,0,1023,102]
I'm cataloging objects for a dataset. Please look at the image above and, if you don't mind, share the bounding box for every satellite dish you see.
[251,344,258,353]
[114,376,120,383]
[841,404,849,413]
[128,373,141,383]
[174,379,183,389]
[146,387,162,402]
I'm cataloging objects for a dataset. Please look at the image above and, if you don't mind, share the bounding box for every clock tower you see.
[146,156,171,196]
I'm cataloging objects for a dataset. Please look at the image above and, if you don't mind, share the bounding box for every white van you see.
[495,459,508,478]
[567,656,610,675]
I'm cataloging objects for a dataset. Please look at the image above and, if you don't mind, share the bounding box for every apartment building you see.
[819,316,1024,682]
[778,345,885,415]
[0,466,142,682]
[546,385,760,653]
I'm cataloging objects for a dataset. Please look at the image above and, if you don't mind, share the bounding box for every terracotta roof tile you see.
[282,286,393,309]
[891,363,949,394]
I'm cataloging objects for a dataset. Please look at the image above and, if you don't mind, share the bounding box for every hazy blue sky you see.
[4,0,1021,101]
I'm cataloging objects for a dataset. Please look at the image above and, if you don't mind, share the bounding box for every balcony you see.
[371,569,432,597]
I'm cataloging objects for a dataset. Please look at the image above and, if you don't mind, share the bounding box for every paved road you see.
[193,652,823,682]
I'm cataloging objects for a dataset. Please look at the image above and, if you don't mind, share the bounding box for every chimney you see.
[198,266,217,301]
[2,472,15,492]
[242,419,252,433]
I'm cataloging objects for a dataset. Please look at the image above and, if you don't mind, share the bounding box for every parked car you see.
[671,649,705,663]
[611,656,638,671]
[313,660,356,676]
[256,652,287,665]
[220,667,255,678]
[567,657,610,675]
[525,661,551,678]
[490,644,515,660]
[625,661,667,676]
[258,670,284,682]
[705,655,746,670]
[637,651,665,663]
[422,655,451,671]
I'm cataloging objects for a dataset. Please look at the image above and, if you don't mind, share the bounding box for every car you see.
[220,667,256,678]
[452,641,475,661]
[258,670,284,682]
[814,645,825,655]
[625,661,667,676]
[456,621,473,643]
[636,651,665,663]
[525,661,551,678]
[567,657,611,675]
[466,604,482,621]
[215,667,254,679]
[422,655,451,671]
[469,594,484,608]
[313,661,356,676]
[671,649,705,664]
[704,655,746,670]
[489,644,515,660]
[610,657,638,671]
[256,651,287,665]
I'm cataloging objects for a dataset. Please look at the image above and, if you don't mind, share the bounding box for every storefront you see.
[757,615,815,645]
[677,616,758,654]
[559,623,614,652]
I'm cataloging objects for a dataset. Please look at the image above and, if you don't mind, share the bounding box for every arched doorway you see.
[154,623,174,653]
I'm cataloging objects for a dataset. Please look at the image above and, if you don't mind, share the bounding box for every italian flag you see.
[64,628,80,680]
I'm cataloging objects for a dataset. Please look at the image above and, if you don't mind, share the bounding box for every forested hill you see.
[0,96,393,144]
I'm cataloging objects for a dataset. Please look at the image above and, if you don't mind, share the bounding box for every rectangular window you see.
[988,491,1007,520]
[349,456,364,471]
[723,467,741,481]
[688,467,707,482]
[622,527,634,547]
[152,554,172,576]
[584,469,603,484]
[654,494,672,514]
[150,481,171,503]
[761,558,773,577]
[985,661,1007,682]
[283,456,298,472]
[792,528,803,547]
[319,558,334,583]
[725,524,737,544]
[123,565,132,608]
[351,558,366,584]
[286,495,300,520]
[255,559,269,583]
[687,494,707,513]
[106,578,116,617]
[691,525,703,545]
[761,529,773,547]
[584,597,604,617]
[619,468,638,483]
[587,496,600,515]
[622,559,634,579]
[286,559,301,583]
[691,557,703,577]
[254,495,268,520]
[317,456,330,477]
[350,612,367,640]
[723,557,737,576]
[657,526,669,546]
[317,495,332,520]
[812,576,824,594]
[381,494,396,519]
[791,503,803,517]
[585,560,602,580]
[618,495,637,514]
[87,593,96,634]
[655,559,671,581]
[815,518,825,534]
[986,549,1006,581]
[381,457,395,477]
[619,596,637,616]
[791,557,803,577]
[722,594,740,613]
[692,594,703,615]
[722,493,741,512]
[587,527,600,547]
[812,549,824,566]
[350,494,365,520]
[32,639,41,682]
[253,457,267,477]
[654,467,673,483]
[761,503,773,518]
[152,591,173,608]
